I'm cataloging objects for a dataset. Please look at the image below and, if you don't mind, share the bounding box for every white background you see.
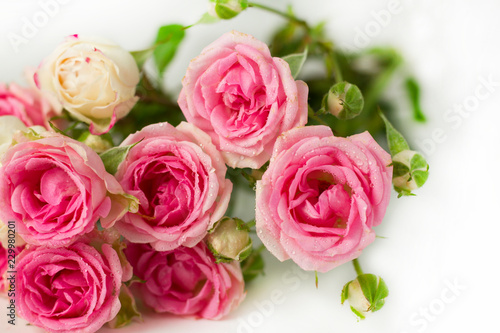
[1,0,499,332]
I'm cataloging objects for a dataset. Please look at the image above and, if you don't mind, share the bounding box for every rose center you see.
[57,56,115,107]
[135,154,204,227]
[290,170,352,229]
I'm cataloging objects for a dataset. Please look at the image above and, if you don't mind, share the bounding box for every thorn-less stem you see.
[247,2,308,27]
[352,258,364,276]
[316,41,343,83]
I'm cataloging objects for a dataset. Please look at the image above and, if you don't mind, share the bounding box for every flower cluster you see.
[0,2,429,332]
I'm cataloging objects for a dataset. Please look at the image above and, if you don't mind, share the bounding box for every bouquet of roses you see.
[0,1,429,332]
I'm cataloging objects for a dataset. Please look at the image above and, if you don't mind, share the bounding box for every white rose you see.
[36,35,140,134]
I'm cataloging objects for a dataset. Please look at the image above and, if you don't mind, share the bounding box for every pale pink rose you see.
[178,31,308,169]
[16,242,122,333]
[0,83,58,128]
[0,132,137,248]
[256,126,393,272]
[124,241,245,320]
[35,35,140,134]
[115,121,232,251]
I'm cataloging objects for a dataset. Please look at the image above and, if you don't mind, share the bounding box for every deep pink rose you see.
[114,122,232,251]
[0,242,24,293]
[124,241,245,320]
[256,126,393,272]
[0,83,57,128]
[16,242,122,333]
[0,243,6,292]
[178,30,308,169]
[0,132,136,248]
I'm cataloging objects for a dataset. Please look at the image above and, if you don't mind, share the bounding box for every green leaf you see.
[107,284,142,329]
[236,239,253,262]
[49,121,70,137]
[99,140,141,175]
[412,170,429,188]
[395,187,416,198]
[405,77,426,122]
[357,274,378,304]
[356,274,389,313]
[240,246,265,284]
[130,48,155,69]
[350,306,366,320]
[410,153,428,170]
[341,281,351,304]
[196,12,220,25]
[282,47,308,79]
[154,24,185,77]
[125,275,146,287]
[370,277,389,312]
[392,161,410,178]
[379,109,410,156]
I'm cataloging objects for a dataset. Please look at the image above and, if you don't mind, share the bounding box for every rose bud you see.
[78,131,113,153]
[206,217,252,262]
[391,150,429,197]
[323,82,364,120]
[208,0,248,20]
[341,274,389,320]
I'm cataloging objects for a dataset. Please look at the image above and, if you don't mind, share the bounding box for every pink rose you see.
[124,241,245,319]
[114,122,232,251]
[0,132,137,248]
[16,242,122,333]
[256,126,392,272]
[0,241,24,293]
[0,83,58,128]
[0,242,6,293]
[178,31,308,169]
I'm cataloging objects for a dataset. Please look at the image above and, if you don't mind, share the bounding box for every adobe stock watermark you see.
[7,0,73,54]
[400,278,466,333]
[416,74,499,156]
[236,265,310,333]
[5,221,18,326]
[341,0,404,52]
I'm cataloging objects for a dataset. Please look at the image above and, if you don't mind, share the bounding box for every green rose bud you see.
[392,150,429,196]
[78,131,113,154]
[208,0,248,20]
[322,82,364,120]
[341,274,389,320]
[207,217,252,263]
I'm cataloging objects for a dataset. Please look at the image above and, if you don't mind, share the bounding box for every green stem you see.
[330,52,343,83]
[248,2,308,27]
[352,258,364,276]
[317,41,343,83]
[363,54,402,112]
[308,105,330,126]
